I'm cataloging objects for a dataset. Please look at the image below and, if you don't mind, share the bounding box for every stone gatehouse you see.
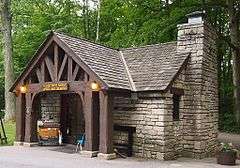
[11,11,218,160]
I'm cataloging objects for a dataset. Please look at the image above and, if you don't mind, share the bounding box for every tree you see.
[0,0,238,132]
[227,0,240,125]
[95,0,101,42]
[83,0,90,38]
[0,0,15,120]
[167,0,240,128]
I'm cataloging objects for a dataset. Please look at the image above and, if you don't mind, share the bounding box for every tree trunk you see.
[95,0,101,42]
[227,0,240,124]
[0,0,15,121]
[83,0,89,39]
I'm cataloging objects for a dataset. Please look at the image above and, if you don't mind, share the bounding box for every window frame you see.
[170,87,184,122]
[172,94,181,121]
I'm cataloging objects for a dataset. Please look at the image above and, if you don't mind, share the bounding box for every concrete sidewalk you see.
[0,146,239,168]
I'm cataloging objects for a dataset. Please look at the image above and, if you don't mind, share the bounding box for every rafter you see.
[84,72,89,82]
[72,64,80,81]
[68,57,72,81]
[41,61,45,82]
[36,68,42,83]
[54,44,58,81]
[58,54,68,81]
[44,56,55,81]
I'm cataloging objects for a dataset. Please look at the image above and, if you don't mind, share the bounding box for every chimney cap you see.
[186,11,206,24]
[186,11,206,18]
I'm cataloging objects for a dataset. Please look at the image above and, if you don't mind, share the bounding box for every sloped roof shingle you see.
[121,42,190,91]
[10,32,190,92]
[55,33,132,90]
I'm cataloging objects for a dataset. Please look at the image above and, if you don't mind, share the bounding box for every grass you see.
[0,121,15,146]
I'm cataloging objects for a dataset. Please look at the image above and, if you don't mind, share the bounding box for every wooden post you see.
[24,93,37,143]
[15,93,25,142]
[99,91,114,154]
[84,89,98,151]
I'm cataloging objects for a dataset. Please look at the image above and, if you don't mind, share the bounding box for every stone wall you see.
[113,18,218,160]
[165,68,186,158]
[40,93,61,124]
[177,20,218,158]
[113,92,172,160]
[112,70,191,160]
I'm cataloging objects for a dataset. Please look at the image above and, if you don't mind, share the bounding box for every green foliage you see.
[0,0,236,133]
[0,121,16,146]
[12,0,86,74]
[219,142,239,154]
[100,0,190,48]
[0,109,4,119]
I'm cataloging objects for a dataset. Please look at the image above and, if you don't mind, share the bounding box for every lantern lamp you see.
[20,85,28,93]
[90,81,100,91]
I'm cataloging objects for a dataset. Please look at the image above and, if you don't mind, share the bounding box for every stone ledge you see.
[23,142,38,147]
[97,153,116,160]
[79,150,98,158]
[14,141,23,146]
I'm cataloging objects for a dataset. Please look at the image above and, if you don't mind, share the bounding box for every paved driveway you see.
[0,146,239,168]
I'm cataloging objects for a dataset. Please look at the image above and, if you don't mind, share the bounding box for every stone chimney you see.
[177,11,219,158]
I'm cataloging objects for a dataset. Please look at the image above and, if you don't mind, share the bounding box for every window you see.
[173,94,180,121]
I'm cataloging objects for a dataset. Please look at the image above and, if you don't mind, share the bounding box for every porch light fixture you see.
[19,85,28,93]
[90,81,100,91]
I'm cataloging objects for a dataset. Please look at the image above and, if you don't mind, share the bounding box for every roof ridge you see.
[54,31,119,51]
[119,51,136,91]
[120,41,177,51]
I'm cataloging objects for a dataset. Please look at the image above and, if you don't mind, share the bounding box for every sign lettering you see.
[42,83,68,91]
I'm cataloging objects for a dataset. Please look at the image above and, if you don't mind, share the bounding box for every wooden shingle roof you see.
[10,32,190,92]
[121,43,190,91]
[55,33,131,90]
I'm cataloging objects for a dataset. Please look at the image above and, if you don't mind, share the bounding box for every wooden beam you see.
[54,44,58,81]
[68,57,72,81]
[76,91,85,104]
[27,81,87,93]
[84,89,99,151]
[68,81,86,91]
[41,61,45,82]
[53,35,108,88]
[24,93,37,142]
[84,72,89,82]
[58,54,68,81]
[44,56,55,81]
[15,93,25,142]
[10,36,54,92]
[28,78,32,84]
[36,68,42,83]
[92,91,100,150]
[72,64,80,81]
[28,84,41,93]
[99,91,114,154]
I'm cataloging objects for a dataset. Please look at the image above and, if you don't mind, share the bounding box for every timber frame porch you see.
[10,32,125,157]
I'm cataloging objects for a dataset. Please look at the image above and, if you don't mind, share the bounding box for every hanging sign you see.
[42,83,68,91]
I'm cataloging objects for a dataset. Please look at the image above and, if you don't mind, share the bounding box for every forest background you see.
[0,0,239,133]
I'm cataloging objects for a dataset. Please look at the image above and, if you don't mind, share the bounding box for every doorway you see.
[60,93,85,144]
[35,91,100,149]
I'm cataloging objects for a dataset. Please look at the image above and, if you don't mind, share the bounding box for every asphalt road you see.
[0,146,239,168]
